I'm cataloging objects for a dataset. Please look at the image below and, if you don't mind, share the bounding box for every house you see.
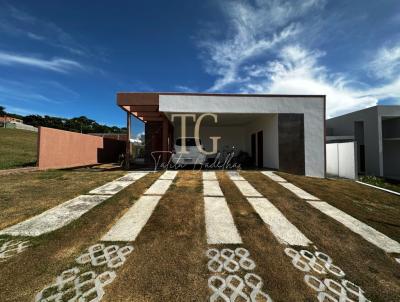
[117,93,326,177]
[0,116,23,124]
[327,105,400,180]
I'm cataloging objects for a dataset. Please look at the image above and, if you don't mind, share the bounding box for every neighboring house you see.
[0,116,23,124]
[327,105,400,180]
[1,116,38,132]
[117,92,326,178]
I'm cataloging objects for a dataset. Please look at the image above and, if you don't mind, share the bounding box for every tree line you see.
[0,105,127,134]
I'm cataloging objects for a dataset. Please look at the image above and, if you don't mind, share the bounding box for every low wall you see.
[37,127,125,170]
[326,141,358,179]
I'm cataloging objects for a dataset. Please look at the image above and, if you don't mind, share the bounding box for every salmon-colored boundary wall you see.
[37,127,125,170]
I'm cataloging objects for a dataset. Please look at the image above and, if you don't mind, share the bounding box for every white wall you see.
[326,142,357,179]
[244,115,279,169]
[160,94,325,177]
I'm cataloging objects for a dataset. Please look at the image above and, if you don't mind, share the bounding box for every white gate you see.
[326,142,358,179]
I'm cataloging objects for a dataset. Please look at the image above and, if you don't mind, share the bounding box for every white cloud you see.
[0,51,83,73]
[199,0,325,91]
[199,0,400,117]
[369,43,400,80]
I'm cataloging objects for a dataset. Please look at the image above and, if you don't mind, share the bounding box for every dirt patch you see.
[0,172,160,302]
[0,169,125,230]
[243,171,400,302]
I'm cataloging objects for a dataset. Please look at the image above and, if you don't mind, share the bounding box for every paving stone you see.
[308,201,400,253]
[203,180,224,197]
[0,195,110,236]
[101,195,162,242]
[247,197,312,246]
[204,196,242,244]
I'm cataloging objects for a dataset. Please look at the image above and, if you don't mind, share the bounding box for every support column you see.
[125,112,131,169]
[162,118,169,163]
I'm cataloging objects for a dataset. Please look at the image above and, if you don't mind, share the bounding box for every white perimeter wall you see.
[326,142,357,179]
[160,95,325,177]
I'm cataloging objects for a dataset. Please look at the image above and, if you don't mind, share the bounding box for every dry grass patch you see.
[0,169,125,229]
[277,172,400,243]
[217,172,314,302]
[242,171,400,302]
[0,172,160,302]
[102,171,209,302]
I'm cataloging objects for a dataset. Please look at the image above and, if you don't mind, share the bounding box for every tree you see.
[0,105,6,115]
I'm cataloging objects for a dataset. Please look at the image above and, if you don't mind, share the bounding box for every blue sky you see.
[1,1,400,135]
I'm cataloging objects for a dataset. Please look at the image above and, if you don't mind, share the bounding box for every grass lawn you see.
[0,171,160,302]
[0,128,37,170]
[0,168,125,230]
[359,175,400,193]
[0,170,399,301]
[276,171,400,243]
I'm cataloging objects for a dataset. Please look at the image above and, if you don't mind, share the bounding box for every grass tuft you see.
[0,128,37,170]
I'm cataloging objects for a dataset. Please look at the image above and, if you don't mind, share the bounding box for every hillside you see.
[0,128,37,169]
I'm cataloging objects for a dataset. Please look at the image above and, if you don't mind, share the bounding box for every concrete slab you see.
[89,172,148,195]
[0,195,110,236]
[232,180,262,197]
[102,195,162,242]
[227,171,245,181]
[308,201,400,253]
[261,171,287,182]
[280,182,320,201]
[89,181,133,195]
[203,171,217,180]
[159,170,178,180]
[116,172,148,182]
[247,197,312,246]
[144,179,173,195]
[203,180,224,197]
[204,197,242,244]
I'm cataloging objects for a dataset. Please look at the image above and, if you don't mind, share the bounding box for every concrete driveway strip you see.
[263,171,400,254]
[261,171,287,182]
[203,180,224,197]
[89,172,148,195]
[0,195,110,236]
[159,170,178,180]
[247,197,312,246]
[202,172,242,244]
[202,171,217,180]
[101,195,162,242]
[204,196,242,244]
[279,182,320,201]
[227,172,312,247]
[232,180,262,197]
[102,170,177,242]
[144,179,173,195]
[308,201,400,253]
[262,171,320,200]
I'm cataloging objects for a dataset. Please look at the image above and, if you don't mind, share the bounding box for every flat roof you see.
[117,92,326,122]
